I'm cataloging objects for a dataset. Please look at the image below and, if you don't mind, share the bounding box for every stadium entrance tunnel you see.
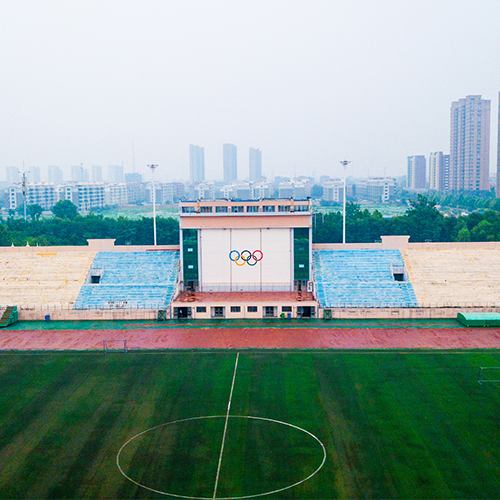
[297,306,315,318]
[174,307,192,319]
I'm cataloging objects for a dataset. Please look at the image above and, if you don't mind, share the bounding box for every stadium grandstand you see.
[1,200,500,321]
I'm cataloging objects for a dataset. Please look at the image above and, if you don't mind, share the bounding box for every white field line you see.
[212,352,240,500]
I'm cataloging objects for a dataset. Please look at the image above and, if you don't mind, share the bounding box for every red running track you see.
[1,327,500,350]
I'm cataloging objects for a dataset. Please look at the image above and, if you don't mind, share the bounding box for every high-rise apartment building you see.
[407,156,426,189]
[189,145,205,183]
[223,143,237,183]
[48,165,64,184]
[92,165,103,182]
[71,165,89,182]
[107,164,124,183]
[29,166,41,183]
[450,95,490,192]
[6,166,19,184]
[249,147,262,181]
[429,152,450,192]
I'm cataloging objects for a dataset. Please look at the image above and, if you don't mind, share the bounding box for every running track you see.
[1,326,500,350]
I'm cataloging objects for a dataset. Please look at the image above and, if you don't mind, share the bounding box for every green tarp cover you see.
[457,312,500,327]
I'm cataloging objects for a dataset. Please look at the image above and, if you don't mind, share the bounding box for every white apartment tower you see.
[429,152,450,192]
[407,156,426,189]
[450,95,490,192]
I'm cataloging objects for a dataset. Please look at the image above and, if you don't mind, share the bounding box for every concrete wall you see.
[19,308,159,321]
[321,306,500,319]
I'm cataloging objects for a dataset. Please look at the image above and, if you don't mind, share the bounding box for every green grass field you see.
[1,350,500,499]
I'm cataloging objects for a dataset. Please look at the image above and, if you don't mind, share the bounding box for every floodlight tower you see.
[340,160,350,245]
[148,164,158,246]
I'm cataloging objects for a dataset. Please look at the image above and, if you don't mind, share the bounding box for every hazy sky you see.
[1,0,500,183]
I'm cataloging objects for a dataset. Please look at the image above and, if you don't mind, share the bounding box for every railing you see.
[321,301,500,309]
[9,300,500,311]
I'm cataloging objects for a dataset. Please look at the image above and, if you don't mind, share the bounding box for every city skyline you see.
[2,2,500,182]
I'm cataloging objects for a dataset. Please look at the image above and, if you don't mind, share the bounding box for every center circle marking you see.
[116,415,326,499]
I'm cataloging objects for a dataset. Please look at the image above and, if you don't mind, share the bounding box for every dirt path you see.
[1,326,500,350]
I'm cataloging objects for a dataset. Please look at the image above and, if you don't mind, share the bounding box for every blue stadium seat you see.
[74,251,179,310]
[313,249,418,308]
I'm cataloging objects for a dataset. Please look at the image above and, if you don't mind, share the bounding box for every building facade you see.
[189,145,205,183]
[355,177,395,202]
[249,147,262,181]
[322,179,344,203]
[428,152,450,192]
[450,95,491,192]
[223,143,237,183]
[48,165,64,184]
[107,165,124,183]
[407,156,426,190]
[92,165,103,182]
[179,199,312,293]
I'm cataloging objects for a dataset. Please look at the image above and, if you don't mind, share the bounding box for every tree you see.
[310,184,323,200]
[28,204,43,221]
[51,200,79,220]
[405,194,445,242]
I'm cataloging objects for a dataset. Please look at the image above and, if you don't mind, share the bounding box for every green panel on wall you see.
[294,227,309,281]
[182,229,199,282]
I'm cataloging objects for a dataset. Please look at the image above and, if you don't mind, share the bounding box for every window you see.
[278,205,291,212]
[200,206,212,213]
[246,205,259,212]
[282,306,292,312]
[294,204,309,211]
[230,306,241,313]
[231,206,244,213]
[216,206,228,212]
[264,306,276,318]
[196,306,207,313]
[181,206,196,213]
[212,306,225,318]
[263,205,275,212]
[247,306,258,313]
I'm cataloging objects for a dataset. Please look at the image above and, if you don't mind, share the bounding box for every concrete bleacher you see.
[313,249,418,308]
[402,248,500,306]
[0,251,96,308]
[74,251,179,309]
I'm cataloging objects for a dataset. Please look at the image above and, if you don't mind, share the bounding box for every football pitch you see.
[1,349,500,499]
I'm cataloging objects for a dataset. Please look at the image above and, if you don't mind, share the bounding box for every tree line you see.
[3,196,500,246]
[313,195,500,243]
[1,201,178,246]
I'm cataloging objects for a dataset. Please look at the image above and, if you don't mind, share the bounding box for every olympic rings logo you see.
[229,249,264,266]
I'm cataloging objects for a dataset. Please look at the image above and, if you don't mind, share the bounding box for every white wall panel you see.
[200,229,231,286]
[261,228,291,284]
[199,227,292,289]
[229,229,262,285]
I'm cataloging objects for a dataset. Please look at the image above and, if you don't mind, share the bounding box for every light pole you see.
[19,167,30,221]
[148,164,158,246]
[339,160,350,245]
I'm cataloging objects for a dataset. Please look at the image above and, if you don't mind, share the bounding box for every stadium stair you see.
[0,306,18,327]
